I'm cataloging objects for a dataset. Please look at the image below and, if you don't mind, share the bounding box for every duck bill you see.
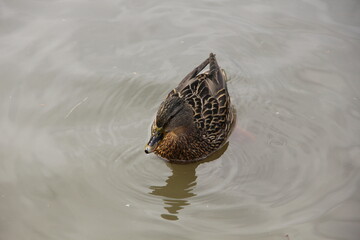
[145,134,162,154]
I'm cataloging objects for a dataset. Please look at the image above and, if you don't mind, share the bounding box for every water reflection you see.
[150,143,229,221]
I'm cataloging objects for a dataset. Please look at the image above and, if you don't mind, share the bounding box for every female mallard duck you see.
[145,53,236,163]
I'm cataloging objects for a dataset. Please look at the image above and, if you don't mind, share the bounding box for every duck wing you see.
[169,53,233,145]
[175,53,226,94]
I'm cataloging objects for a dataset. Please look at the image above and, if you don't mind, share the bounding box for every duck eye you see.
[153,127,164,136]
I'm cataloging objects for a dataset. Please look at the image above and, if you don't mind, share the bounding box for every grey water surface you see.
[1,0,360,239]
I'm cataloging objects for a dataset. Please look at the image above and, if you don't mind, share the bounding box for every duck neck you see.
[155,128,211,162]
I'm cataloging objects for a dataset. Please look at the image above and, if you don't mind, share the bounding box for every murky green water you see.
[1,0,360,239]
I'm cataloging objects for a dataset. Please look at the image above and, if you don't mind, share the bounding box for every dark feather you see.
[151,53,236,163]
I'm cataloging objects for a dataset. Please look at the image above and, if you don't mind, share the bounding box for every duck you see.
[145,53,236,163]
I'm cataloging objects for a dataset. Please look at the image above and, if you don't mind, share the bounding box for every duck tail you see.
[178,55,210,87]
[209,53,225,87]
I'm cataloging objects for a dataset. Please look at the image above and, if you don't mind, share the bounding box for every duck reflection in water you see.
[149,143,229,221]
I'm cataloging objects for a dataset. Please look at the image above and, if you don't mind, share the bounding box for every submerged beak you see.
[145,132,163,154]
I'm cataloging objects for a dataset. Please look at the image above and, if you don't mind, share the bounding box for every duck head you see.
[145,96,193,154]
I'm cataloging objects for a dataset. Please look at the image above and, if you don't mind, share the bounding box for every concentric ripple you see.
[1,0,360,239]
[51,46,360,237]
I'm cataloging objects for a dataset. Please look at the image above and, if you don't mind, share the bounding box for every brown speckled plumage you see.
[145,53,236,163]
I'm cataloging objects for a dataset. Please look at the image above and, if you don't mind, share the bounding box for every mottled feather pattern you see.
[149,53,236,163]
[176,72,233,150]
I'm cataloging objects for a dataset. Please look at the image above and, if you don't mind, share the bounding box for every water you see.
[1,0,360,239]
